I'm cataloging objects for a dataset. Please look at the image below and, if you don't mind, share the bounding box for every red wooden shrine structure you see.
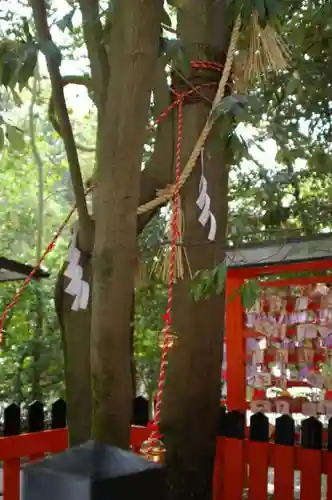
[225,234,332,413]
[219,235,332,500]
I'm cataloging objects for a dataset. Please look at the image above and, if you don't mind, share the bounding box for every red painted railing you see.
[1,429,68,500]
[1,426,331,500]
[214,437,331,500]
[0,426,149,500]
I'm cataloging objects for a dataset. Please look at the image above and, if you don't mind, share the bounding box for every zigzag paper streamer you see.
[64,223,90,311]
[196,152,217,241]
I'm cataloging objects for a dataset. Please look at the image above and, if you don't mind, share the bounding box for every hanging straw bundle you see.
[151,199,192,284]
[234,11,290,91]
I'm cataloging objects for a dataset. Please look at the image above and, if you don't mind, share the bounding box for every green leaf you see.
[0,127,4,151]
[231,134,250,160]
[264,0,282,19]
[11,89,23,106]
[190,275,201,301]
[190,268,220,302]
[17,44,38,91]
[241,0,254,24]
[162,8,172,27]
[284,72,301,97]
[162,38,180,58]
[22,18,33,41]
[254,0,267,27]
[1,49,17,88]
[232,103,248,120]
[167,0,186,9]
[56,9,75,32]
[241,280,260,309]
[247,95,260,113]
[6,125,25,151]
[39,40,62,68]
[210,95,249,123]
[215,263,227,295]
[177,47,191,77]
[162,38,191,77]
[210,97,233,122]
[191,281,204,302]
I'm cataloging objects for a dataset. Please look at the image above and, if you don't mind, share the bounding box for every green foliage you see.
[162,38,191,77]
[6,125,25,151]
[0,39,38,92]
[134,281,167,395]
[166,0,187,10]
[190,264,260,310]
[56,9,76,33]
[162,9,173,28]
[190,263,227,302]
[227,0,283,26]
[0,77,98,402]
[240,279,261,309]
[210,94,253,123]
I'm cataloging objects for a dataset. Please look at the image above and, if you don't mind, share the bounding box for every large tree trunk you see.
[55,260,92,445]
[161,2,231,499]
[90,0,164,448]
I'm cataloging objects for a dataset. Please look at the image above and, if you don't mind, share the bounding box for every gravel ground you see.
[0,463,327,499]
[241,469,327,499]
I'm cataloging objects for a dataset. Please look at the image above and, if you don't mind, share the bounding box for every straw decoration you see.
[234,11,290,90]
[151,201,192,283]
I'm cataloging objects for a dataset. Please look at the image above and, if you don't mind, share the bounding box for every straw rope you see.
[136,13,242,216]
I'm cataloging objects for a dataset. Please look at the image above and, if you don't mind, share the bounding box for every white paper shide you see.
[64,224,90,311]
[196,151,217,241]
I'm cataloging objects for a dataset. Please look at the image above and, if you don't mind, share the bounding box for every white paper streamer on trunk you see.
[196,151,217,241]
[64,223,90,311]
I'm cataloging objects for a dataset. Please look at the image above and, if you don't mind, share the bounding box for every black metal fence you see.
[218,407,330,449]
[0,396,151,437]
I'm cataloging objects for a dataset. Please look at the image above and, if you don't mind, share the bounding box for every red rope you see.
[0,205,76,332]
[148,61,223,441]
[0,186,96,333]
[0,60,222,361]
[149,97,183,442]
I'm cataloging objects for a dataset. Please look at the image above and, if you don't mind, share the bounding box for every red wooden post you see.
[247,441,269,500]
[273,444,295,500]
[298,448,322,500]
[226,273,246,412]
[326,452,332,500]
[3,459,20,500]
[222,438,244,500]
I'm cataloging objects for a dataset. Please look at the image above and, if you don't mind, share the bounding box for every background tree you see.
[0,88,69,403]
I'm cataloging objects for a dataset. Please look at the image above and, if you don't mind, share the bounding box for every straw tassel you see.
[234,11,290,90]
[151,200,192,283]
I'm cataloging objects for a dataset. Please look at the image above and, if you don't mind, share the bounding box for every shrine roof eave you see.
[0,257,50,283]
[226,233,332,279]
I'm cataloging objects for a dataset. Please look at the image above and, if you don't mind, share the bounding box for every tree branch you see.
[137,58,174,233]
[29,65,44,263]
[48,74,96,153]
[77,0,109,109]
[30,0,93,252]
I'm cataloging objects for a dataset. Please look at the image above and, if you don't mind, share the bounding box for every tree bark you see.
[55,261,92,445]
[53,56,174,445]
[163,111,229,500]
[161,2,231,499]
[90,0,164,447]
